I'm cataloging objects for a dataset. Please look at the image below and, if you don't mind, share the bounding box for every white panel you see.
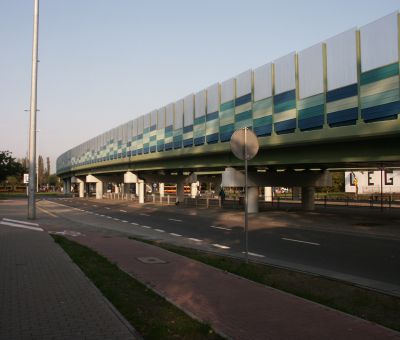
[274,52,296,95]
[151,110,157,127]
[221,78,235,103]
[144,113,150,128]
[132,119,138,137]
[174,99,184,129]
[236,69,252,97]
[298,43,324,98]
[207,83,220,113]
[254,63,272,101]
[184,94,194,126]
[123,123,128,142]
[166,103,174,127]
[360,12,399,72]
[157,107,166,129]
[326,28,358,91]
[138,116,144,134]
[195,90,206,118]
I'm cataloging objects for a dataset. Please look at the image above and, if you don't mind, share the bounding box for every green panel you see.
[360,63,399,86]
[164,130,173,138]
[297,93,324,110]
[235,110,252,122]
[360,88,400,109]
[274,99,296,113]
[298,104,324,119]
[220,123,234,133]
[220,100,235,111]
[253,115,272,127]
[194,116,206,125]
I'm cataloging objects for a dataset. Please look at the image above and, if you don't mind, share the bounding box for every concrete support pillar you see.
[248,186,259,213]
[63,179,67,194]
[264,186,272,202]
[159,183,164,198]
[176,180,185,203]
[95,181,103,199]
[135,183,139,196]
[191,182,198,198]
[301,186,315,211]
[77,179,85,198]
[138,181,145,204]
[292,187,301,200]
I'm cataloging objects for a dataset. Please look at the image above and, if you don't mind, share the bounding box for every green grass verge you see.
[129,236,400,332]
[52,235,223,340]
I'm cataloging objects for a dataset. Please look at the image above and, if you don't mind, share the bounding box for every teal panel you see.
[235,110,252,122]
[220,100,235,111]
[220,123,234,133]
[360,63,399,86]
[274,99,296,113]
[253,115,272,127]
[298,104,324,120]
[194,116,206,125]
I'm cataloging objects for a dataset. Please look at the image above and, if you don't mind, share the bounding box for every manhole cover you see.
[137,257,167,264]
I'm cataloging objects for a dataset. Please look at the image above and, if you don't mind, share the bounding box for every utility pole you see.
[28,0,39,219]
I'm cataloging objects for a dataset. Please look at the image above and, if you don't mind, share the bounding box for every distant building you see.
[345,170,400,194]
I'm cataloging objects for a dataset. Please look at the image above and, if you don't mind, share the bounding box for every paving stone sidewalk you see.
[68,232,400,340]
[0,225,138,340]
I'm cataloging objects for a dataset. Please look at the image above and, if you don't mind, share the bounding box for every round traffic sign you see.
[230,128,259,161]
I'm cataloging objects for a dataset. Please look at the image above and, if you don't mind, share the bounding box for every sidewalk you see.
[0,202,138,339]
[67,231,400,340]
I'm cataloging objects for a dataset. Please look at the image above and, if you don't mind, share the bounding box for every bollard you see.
[206,197,209,208]
[167,195,170,205]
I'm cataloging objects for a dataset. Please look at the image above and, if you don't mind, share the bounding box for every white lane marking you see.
[113,218,120,221]
[242,251,265,258]
[99,214,105,217]
[105,207,110,210]
[141,225,151,229]
[210,225,231,231]
[170,233,182,237]
[3,218,39,227]
[189,238,202,242]
[94,213,99,215]
[140,213,150,216]
[154,229,165,233]
[282,238,320,246]
[130,222,138,225]
[107,216,112,219]
[212,243,230,249]
[93,205,97,207]
[168,218,183,222]
[120,210,127,213]
[0,221,43,232]
[121,220,128,223]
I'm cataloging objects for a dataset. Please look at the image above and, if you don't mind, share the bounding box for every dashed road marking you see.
[3,218,39,226]
[121,220,128,223]
[107,216,112,219]
[242,251,265,258]
[105,207,111,210]
[0,220,43,232]
[170,233,182,237]
[168,218,183,222]
[120,210,127,213]
[155,229,165,233]
[210,225,231,231]
[282,238,320,246]
[113,218,120,221]
[141,225,151,229]
[212,243,230,249]
[140,213,150,216]
[188,238,202,242]
[130,222,138,225]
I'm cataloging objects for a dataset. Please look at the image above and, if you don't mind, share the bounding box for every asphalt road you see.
[38,197,400,295]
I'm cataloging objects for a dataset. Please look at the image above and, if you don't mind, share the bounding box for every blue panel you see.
[137,149,142,155]
[183,139,193,147]
[164,142,173,150]
[137,134,143,140]
[165,125,173,133]
[156,145,164,152]
[173,135,182,142]
[235,93,252,107]
[194,136,205,146]
[118,153,122,159]
[254,124,272,137]
[274,89,296,106]
[150,125,156,132]
[361,101,400,122]
[150,146,157,153]
[131,150,137,156]
[326,84,358,102]
[220,130,234,142]
[274,119,296,134]
[206,111,219,121]
[206,133,219,144]
[299,115,324,131]
[183,125,193,133]
[174,141,182,149]
[143,146,149,154]
[327,107,358,126]
[127,141,132,147]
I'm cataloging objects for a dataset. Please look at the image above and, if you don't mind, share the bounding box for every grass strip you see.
[52,235,223,340]
[129,236,400,331]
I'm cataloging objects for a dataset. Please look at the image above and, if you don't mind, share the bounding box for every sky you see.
[0,0,399,173]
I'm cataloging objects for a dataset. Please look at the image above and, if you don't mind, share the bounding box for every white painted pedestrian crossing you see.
[0,218,43,232]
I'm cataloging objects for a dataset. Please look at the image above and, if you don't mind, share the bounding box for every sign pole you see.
[244,127,249,263]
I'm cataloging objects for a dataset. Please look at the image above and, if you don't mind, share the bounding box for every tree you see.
[46,157,50,184]
[0,151,23,183]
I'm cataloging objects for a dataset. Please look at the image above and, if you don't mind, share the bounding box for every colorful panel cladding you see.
[56,11,400,173]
